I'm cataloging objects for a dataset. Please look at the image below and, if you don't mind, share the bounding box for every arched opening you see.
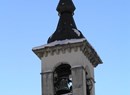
[54,64,72,95]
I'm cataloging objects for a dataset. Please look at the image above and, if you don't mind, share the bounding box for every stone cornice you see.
[82,40,103,67]
[32,41,83,58]
[32,40,102,67]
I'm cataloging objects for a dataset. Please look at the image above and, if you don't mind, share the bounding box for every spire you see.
[47,0,85,43]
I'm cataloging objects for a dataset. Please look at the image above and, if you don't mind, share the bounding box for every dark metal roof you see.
[47,0,85,43]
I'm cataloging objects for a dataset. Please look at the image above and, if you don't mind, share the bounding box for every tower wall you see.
[40,46,95,95]
[41,47,94,76]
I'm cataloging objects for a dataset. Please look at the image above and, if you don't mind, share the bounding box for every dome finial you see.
[57,0,76,15]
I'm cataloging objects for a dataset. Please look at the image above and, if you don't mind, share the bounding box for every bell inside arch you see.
[54,64,72,95]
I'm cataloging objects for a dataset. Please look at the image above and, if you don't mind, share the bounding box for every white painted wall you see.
[41,47,95,95]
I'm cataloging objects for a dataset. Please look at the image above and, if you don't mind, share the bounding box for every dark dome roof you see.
[47,0,85,43]
[48,28,84,43]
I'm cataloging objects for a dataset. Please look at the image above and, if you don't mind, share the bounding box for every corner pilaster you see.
[41,71,54,95]
[71,66,87,95]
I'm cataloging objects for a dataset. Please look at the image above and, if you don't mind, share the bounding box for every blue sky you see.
[0,0,130,95]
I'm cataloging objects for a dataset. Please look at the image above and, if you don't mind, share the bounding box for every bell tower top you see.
[47,0,85,43]
[32,1,103,95]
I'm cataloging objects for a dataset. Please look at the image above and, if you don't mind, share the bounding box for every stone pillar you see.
[41,71,54,95]
[72,66,86,95]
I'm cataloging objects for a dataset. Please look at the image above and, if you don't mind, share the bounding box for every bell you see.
[54,64,72,95]
[55,77,71,95]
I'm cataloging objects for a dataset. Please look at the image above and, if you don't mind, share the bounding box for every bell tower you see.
[32,0,102,95]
